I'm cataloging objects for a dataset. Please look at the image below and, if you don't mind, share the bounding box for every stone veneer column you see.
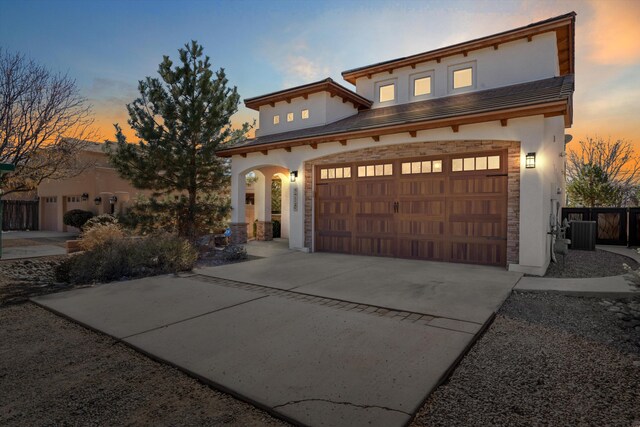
[229,222,248,245]
[256,221,273,241]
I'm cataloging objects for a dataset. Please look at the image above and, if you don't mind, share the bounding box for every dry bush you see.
[79,223,126,251]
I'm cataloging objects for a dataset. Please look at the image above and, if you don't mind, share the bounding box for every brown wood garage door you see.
[314,150,508,266]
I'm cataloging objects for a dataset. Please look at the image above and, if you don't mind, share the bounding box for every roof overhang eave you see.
[217,99,570,158]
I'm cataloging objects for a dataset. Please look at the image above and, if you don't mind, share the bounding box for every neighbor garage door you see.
[314,150,508,266]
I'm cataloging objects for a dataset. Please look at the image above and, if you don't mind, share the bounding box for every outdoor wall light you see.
[81,193,89,201]
[109,196,118,204]
[290,170,298,183]
[525,152,536,169]
[94,196,102,205]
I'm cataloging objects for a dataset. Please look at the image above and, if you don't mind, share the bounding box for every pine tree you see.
[107,41,249,240]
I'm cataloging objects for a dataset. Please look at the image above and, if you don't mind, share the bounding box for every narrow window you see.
[453,67,473,89]
[414,76,431,96]
[452,158,463,172]
[301,109,309,119]
[286,112,294,122]
[273,115,280,125]
[379,83,395,103]
[488,155,500,169]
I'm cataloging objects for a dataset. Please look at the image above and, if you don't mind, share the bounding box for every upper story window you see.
[453,68,473,89]
[376,80,396,103]
[410,71,434,101]
[286,112,294,122]
[449,61,476,93]
[273,115,280,125]
[301,109,309,119]
[414,77,431,96]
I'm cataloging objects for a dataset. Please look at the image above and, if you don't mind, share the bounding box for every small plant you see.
[221,245,248,261]
[83,214,118,230]
[63,209,94,229]
[79,223,126,251]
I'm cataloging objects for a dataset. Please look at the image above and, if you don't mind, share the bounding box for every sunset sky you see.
[1,0,639,152]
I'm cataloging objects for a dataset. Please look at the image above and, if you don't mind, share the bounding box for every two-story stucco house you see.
[218,12,576,276]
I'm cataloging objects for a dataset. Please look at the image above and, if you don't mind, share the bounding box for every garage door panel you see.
[316,235,352,254]
[397,238,445,260]
[449,176,507,195]
[397,179,445,197]
[448,241,506,265]
[353,237,395,258]
[356,181,395,198]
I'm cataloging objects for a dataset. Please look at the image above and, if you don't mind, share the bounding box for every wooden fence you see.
[561,207,640,246]
[1,200,39,231]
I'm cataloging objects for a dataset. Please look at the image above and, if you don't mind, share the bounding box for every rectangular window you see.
[287,112,294,122]
[358,163,393,177]
[379,83,395,103]
[301,109,309,119]
[451,155,500,172]
[463,158,475,171]
[414,76,431,96]
[273,115,280,125]
[401,159,442,174]
[320,167,351,180]
[487,155,500,169]
[475,156,487,170]
[453,67,473,89]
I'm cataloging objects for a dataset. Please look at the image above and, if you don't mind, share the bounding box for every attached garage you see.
[314,150,508,266]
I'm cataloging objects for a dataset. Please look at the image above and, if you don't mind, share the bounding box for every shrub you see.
[56,232,197,284]
[221,245,248,261]
[63,209,94,229]
[83,214,118,230]
[79,223,126,251]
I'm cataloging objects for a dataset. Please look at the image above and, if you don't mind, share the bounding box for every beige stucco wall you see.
[37,149,153,232]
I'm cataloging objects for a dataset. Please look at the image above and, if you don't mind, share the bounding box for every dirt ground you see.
[0,303,288,426]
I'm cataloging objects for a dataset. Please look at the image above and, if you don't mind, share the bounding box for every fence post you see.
[0,163,16,259]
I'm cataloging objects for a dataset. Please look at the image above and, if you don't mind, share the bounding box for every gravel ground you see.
[412,292,640,427]
[0,257,86,306]
[0,303,288,426]
[544,248,637,278]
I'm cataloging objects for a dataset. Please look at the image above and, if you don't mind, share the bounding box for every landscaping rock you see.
[543,249,638,278]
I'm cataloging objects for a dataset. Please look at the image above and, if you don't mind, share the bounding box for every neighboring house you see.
[37,142,152,232]
[219,12,576,275]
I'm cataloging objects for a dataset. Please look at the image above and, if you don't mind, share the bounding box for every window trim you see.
[375,78,397,104]
[409,70,434,101]
[448,61,477,94]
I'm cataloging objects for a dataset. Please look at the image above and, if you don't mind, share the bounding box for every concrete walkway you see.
[33,248,522,427]
[515,245,640,296]
[1,231,75,259]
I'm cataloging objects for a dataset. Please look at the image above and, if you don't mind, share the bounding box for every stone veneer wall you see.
[304,140,521,265]
[229,222,248,245]
[256,220,273,241]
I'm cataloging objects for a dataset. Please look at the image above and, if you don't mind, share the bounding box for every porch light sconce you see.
[290,170,298,183]
[525,152,536,169]
[81,193,89,201]
[109,196,118,204]
[94,196,102,205]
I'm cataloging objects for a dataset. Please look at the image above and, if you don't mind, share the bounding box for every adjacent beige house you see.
[37,142,152,232]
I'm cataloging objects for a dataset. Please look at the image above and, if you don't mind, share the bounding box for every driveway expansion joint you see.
[272,398,411,416]
[191,274,479,334]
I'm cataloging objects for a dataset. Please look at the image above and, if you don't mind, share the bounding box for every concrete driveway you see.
[33,245,521,427]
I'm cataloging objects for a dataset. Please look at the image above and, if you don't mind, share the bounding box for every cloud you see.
[586,0,640,65]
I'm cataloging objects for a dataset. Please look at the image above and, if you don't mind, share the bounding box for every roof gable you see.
[244,78,372,111]
[342,12,575,84]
